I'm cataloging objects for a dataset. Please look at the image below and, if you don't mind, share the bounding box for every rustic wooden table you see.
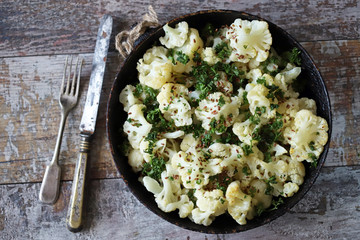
[1,1,359,239]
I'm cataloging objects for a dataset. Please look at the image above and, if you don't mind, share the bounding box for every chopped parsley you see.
[168,49,190,65]
[176,51,190,65]
[182,123,205,139]
[309,141,316,151]
[256,77,266,85]
[126,118,142,127]
[270,104,279,110]
[167,48,176,64]
[269,197,284,211]
[133,83,143,97]
[191,61,220,99]
[200,22,216,39]
[218,95,226,107]
[213,62,244,82]
[200,132,213,148]
[252,113,283,153]
[207,173,232,195]
[209,115,227,134]
[249,186,256,197]
[142,156,166,180]
[187,189,197,205]
[288,47,302,66]
[142,85,159,106]
[256,203,265,216]
[242,144,254,156]
[216,129,241,145]
[214,42,231,60]
[309,152,318,168]
[242,166,251,176]
[265,176,277,195]
[192,50,202,63]
[242,91,249,105]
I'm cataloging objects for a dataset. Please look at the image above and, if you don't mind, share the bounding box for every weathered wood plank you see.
[0,166,359,239]
[0,53,122,184]
[302,40,360,166]
[1,39,359,184]
[0,0,359,57]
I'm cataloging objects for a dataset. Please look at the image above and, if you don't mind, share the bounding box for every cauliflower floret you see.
[144,165,187,213]
[273,63,301,99]
[298,98,317,114]
[247,84,276,120]
[226,181,252,225]
[139,138,167,162]
[246,179,273,220]
[162,130,185,139]
[169,194,194,218]
[284,109,328,162]
[246,68,263,83]
[226,19,272,63]
[171,146,222,189]
[232,119,257,145]
[278,98,317,128]
[143,176,163,195]
[270,143,288,156]
[123,104,152,150]
[279,63,301,83]
[190,208,215,226]
[159,21,189,48]
[157,83,192,126]
[128,148,144,172]
[195,92,240,133]
[201,47,221,65]
[215,72,234,96]
[180,134,199,152]
[119,85,142,112]
[137,46,173,89]
[178,28,204,58]
[162,139,180,161]
[288,159,305,185]
[283,182,299,197]
[169,28,203,74]
[143,166,194,217]
[195,189,227,217]
[209,143,245,176]
[171,52,196,74]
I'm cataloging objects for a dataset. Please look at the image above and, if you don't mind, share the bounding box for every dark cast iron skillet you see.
[106,10,332,234]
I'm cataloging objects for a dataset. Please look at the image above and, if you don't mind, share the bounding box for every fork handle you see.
[66,133,91,232]
[39,111,68,204]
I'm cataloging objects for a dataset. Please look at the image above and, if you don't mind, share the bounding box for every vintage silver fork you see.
[39,56,83,204]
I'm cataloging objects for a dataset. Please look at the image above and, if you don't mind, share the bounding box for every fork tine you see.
[75,58,83,98]
[70,57,79,96]
[61,56,69,94]
[65,56,73,94]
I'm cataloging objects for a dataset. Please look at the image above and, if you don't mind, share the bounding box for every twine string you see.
[115,6,160,58]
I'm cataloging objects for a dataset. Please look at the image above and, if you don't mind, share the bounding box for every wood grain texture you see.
[1,40,359,184]
[1,1,359,237]
[0,0,359,57]
[0,166,359,239]
[302,40,360,167]
[0,53,121,185]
